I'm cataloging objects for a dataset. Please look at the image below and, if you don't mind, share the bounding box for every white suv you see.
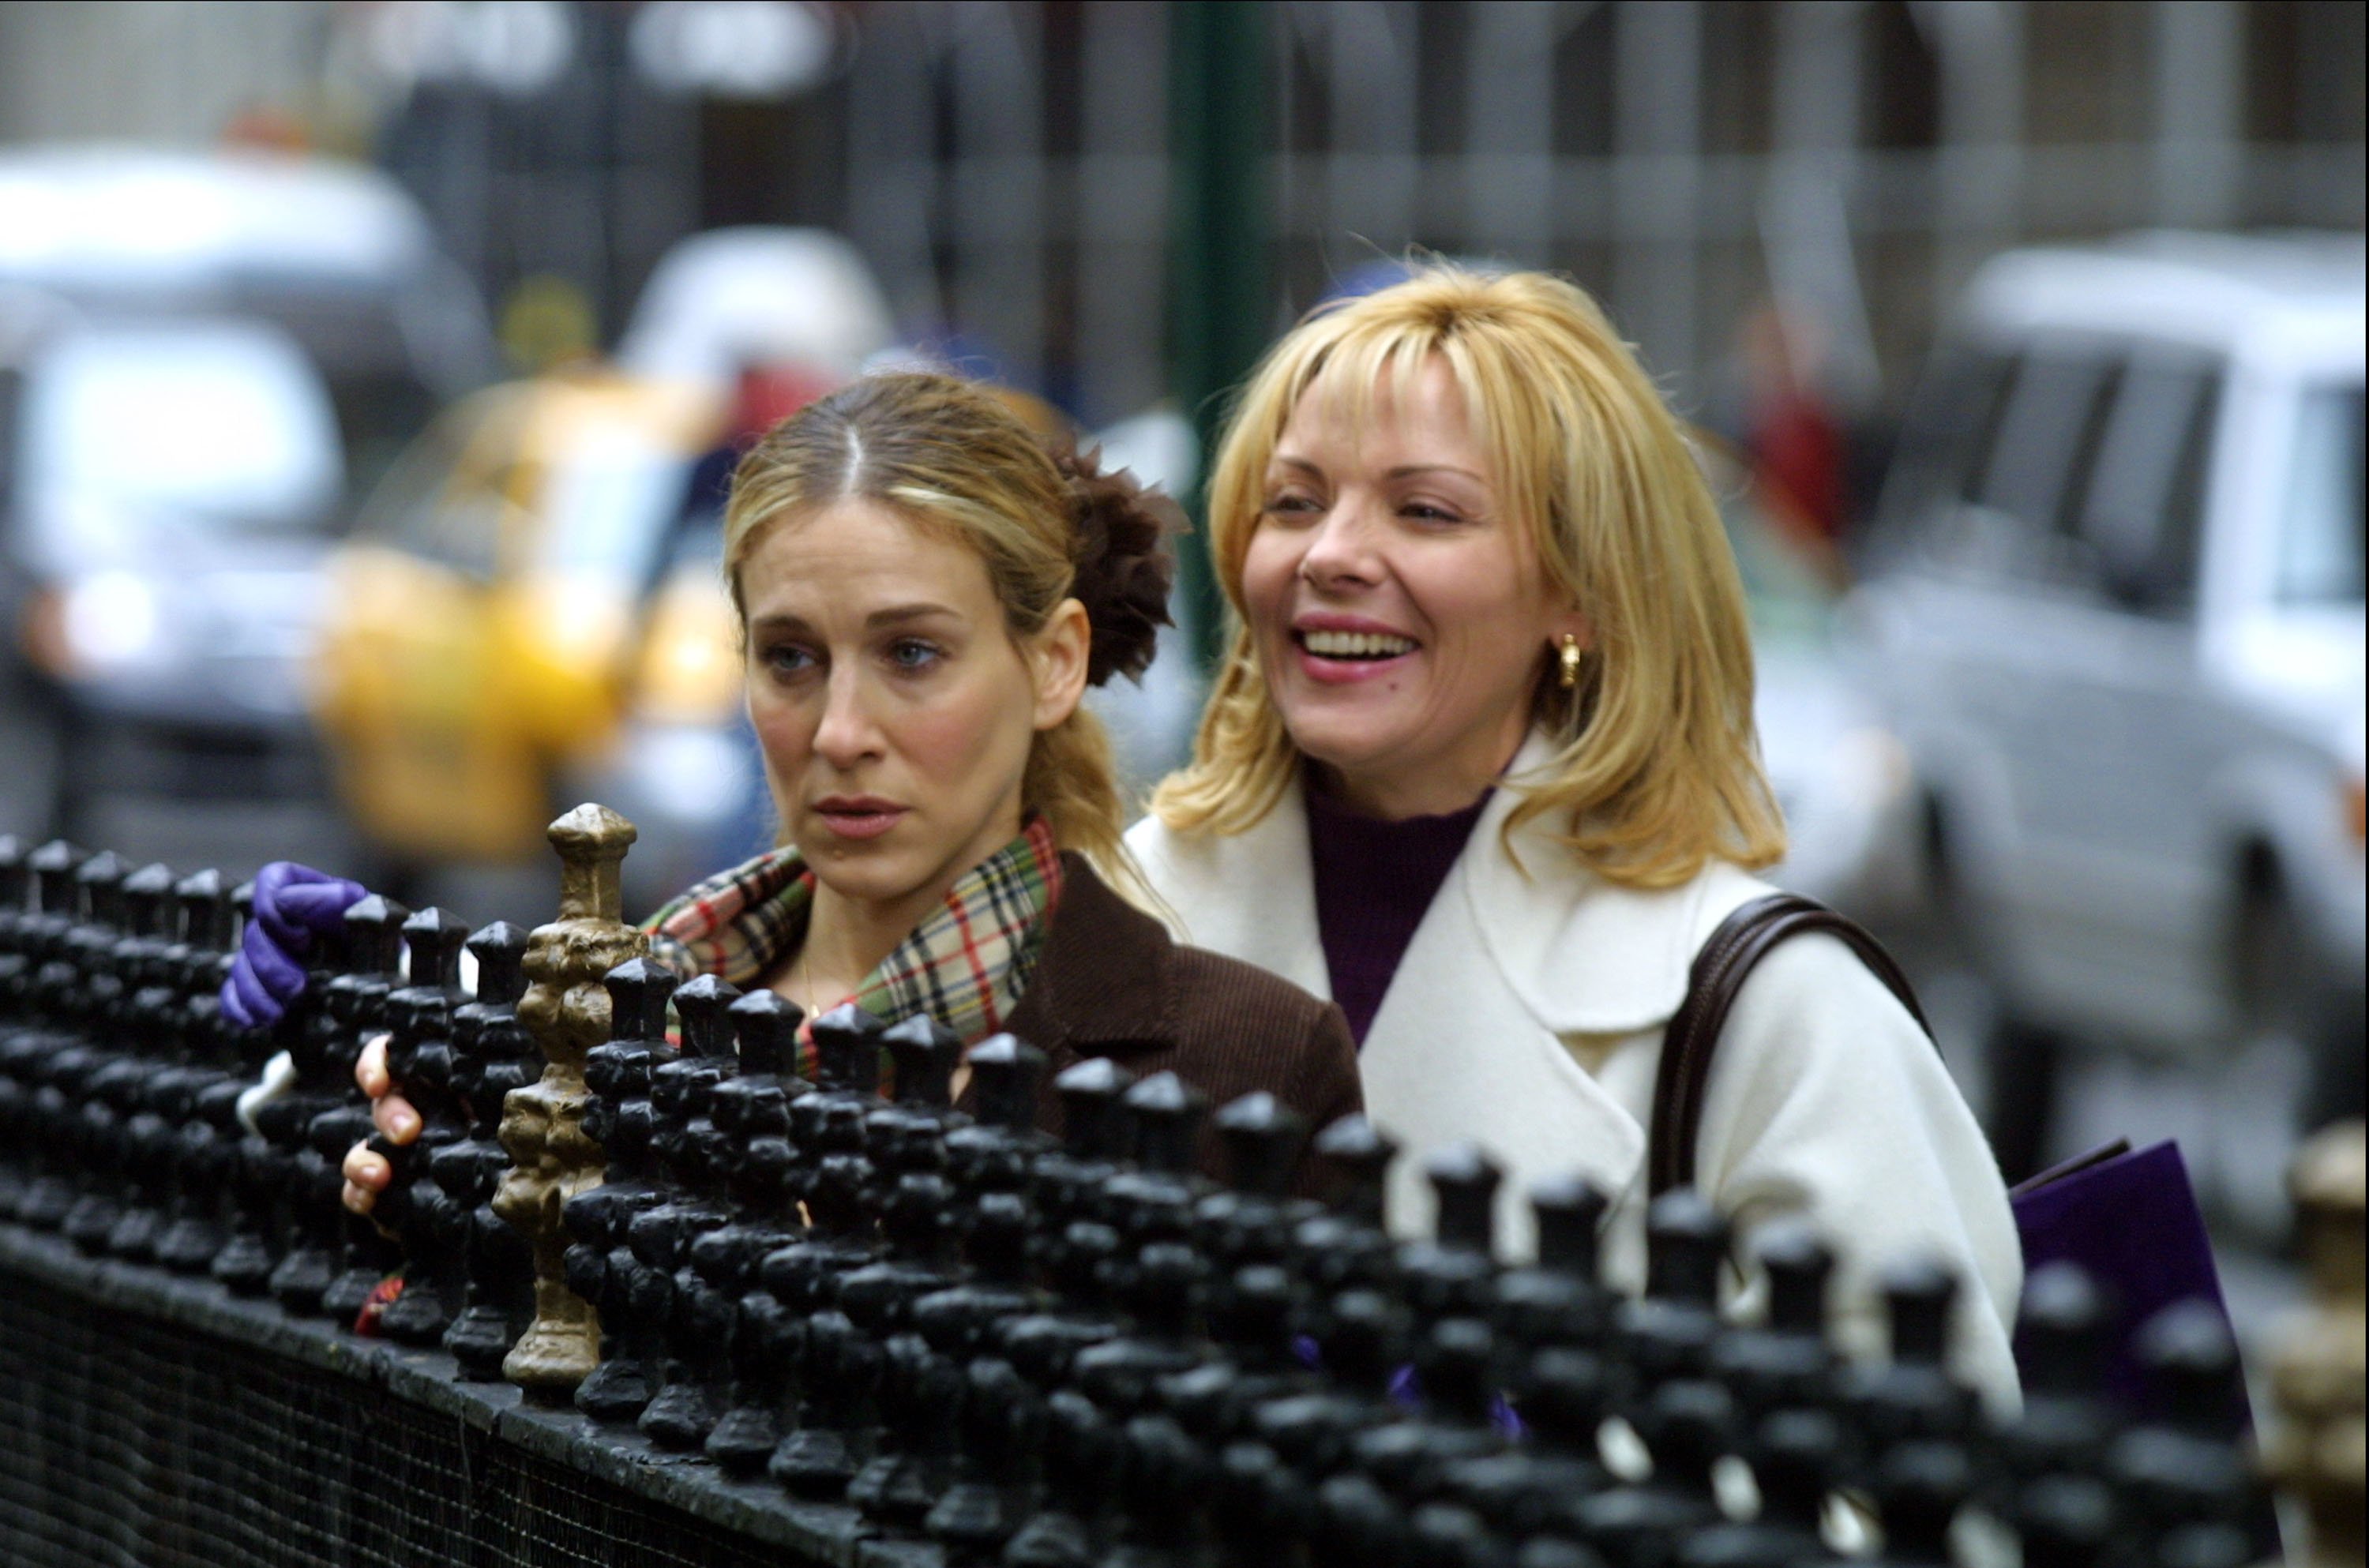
[1848,233,2364,1174]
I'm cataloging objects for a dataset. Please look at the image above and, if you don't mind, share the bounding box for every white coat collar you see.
[1466,731,1771,1034]
[1126,734,1772,1254]
[1138,776,1331,1000]
[1132,730,1770,1037]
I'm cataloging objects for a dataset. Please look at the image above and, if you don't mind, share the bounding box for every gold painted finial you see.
[494,805,649,1400]
[548,803,636,924]
[2260,1119,2365,1566]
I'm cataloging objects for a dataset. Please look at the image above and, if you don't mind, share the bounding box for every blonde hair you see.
[724,371,1132,877]
[1151,265,1785,887]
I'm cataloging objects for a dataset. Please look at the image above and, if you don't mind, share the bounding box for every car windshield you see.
[17,320,341,553]
[532,418,696,583]
[2278,383,2365,605]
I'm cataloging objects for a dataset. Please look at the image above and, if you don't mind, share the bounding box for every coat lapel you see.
[1359,846,1650,1260]
[968,857,1181,1135]
[1128,781,1328,1001]
[1000,855,1177,1061]
[1456,734,1771,1034]
[1358,734,1770,1258]
[1128,737,1774,1260]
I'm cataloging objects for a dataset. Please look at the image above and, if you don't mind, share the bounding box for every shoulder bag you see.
[1649,891,2269,1547]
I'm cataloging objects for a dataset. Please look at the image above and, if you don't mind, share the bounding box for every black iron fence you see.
[0,831,2329,1567]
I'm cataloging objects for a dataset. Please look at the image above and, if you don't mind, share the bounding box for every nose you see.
[809,665,883,770]
[1296,493,1384,591]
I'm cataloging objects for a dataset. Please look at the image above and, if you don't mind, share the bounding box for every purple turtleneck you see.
[1305,779,1491,1047]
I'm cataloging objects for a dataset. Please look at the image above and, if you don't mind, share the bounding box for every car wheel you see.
[2233,875,2315,1046]
[2302,985,2364,1131]
[2236,874,2362,1134]
[1979,1017,2063,1187]
[1913,796,2059,1184]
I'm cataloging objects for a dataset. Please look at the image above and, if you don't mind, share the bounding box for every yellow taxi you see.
[311,369,742,869]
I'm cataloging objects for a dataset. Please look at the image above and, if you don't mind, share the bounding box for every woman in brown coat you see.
[319,370,1356,1213]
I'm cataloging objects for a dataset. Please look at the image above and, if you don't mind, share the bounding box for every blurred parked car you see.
[584,518,754,914]
[313,369,729,879]
[0,145,494,836]
[6,313,347,828]
[1849,233,2366,1169]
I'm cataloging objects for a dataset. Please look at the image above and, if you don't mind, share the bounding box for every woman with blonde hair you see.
[1129,266,2020,1405]
[220,371,1360,1197]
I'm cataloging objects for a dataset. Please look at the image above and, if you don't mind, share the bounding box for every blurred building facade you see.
[2,0,2361,429]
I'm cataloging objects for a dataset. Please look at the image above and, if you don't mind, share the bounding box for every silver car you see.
[1847,233,2365,1173]
[0,146,493,839]
[7,315,345,808]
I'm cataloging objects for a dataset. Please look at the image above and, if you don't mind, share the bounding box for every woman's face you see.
[740,498,1084,922]
[1241,357,1586,818]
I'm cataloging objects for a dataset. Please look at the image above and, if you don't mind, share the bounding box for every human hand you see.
[340,1032,418,1215]
[220,861,368,1030]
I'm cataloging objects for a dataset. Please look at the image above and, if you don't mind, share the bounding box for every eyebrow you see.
[864,602,961,628]
[747,602,963,635]
[1271,454,1489,485]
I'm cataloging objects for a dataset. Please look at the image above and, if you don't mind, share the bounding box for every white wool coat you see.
[1126,735,2023,1412]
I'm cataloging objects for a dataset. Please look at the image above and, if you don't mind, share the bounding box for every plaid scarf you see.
[642,817,1064,1064]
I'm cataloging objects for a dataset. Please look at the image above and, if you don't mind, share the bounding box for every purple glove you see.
[220,861,369,1030]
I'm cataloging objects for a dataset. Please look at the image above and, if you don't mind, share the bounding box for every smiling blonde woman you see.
[1129,266,2022,1409]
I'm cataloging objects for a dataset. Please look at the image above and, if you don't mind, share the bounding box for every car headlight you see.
[21,572,170,679]
[66,571,169,671]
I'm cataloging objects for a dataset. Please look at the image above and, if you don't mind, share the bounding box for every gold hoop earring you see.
[1556,634,1583,691]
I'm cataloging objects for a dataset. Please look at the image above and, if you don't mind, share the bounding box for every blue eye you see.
[760,643,817,677]
[887,638,941,672]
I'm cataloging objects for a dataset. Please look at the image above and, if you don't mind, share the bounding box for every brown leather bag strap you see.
[1646,892,1934,1200]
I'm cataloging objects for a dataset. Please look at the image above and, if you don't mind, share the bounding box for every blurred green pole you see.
[1169,0,1271,672]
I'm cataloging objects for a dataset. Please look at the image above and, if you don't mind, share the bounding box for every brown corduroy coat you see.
[975,853,1363,1180]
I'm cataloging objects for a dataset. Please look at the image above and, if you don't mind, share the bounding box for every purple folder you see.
[2012,1136,2281,1554]
[2010,1137,2244,1424]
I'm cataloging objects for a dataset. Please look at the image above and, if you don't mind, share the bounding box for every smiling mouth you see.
[1295,628,1419,660]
